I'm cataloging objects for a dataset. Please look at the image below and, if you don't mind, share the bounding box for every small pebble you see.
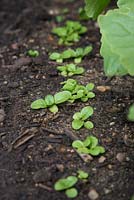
[104,188,111,194]
[56,164,64,172]
[116,153,126,162]
[97,86,111,92]
[98,156,106,163]
[88,189,99,200]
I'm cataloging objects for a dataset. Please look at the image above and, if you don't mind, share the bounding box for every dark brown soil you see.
[0,0,134,200]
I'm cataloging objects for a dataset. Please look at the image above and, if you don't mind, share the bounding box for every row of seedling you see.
[30,16,105,199]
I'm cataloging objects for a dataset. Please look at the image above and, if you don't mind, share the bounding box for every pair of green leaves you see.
[54,176,78,198]
[72,135,105,156]
[49,46,92,63]
[52,20,87,45]
[57,63,85,77]
[98,0,134,76]
[54,170,89,198]
[31,91,71,113]
[61,79,95,103]
[27,49,39,57]
[72,106,94,130]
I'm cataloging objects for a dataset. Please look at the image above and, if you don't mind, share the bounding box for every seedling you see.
[72,106,94,130]
[31,91,71,113]
[27,49,39,57]
[77,170,89,180]
[127,104,134,122]
[54,176,78,198]
[61,79,95,103]
[65,188,78,198]
[56,15,65,23]
[52,20,87,45]
[57,63,85,77]
[72,135,105,156]
[78,8,89,20]
[49,46,92,63]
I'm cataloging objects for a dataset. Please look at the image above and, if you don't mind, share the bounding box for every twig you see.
[35,183,53,191]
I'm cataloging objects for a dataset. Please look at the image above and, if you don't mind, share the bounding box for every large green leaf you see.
[117,0,134,10]
[54,176,78,191]
[98,4,134,76]
[54,91,71,104]
[85,0,111,19]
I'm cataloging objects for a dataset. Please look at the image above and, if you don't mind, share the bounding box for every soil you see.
[0,0,134,200]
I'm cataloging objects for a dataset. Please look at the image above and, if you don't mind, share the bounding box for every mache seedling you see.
[54,176,78,198]
[57,63,85,77]
[72,136,105,156]
[77,170,89,180]
[49,46,92,63]
[52,20,87,45]
[31,91,71,113]
[28,49,39,57]
[127,104,134,122]
[61,79,95,103]
[72,106,94,130]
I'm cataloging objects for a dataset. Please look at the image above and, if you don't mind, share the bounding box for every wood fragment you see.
[9,127,38,151]
[35,183,53,191]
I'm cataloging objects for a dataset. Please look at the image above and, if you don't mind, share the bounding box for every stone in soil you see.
[88,189,99,200]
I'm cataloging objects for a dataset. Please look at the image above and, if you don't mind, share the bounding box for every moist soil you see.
[0,0,134,200]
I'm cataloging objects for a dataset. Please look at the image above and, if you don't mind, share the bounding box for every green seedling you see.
[72,135,105,156]
[127,104,134,122]
[77,170,89,180]
[54,176,78,198]
[28,49,39,57]
[78,8,89,20]
[72,106,94,130]
[49,46,92,63]
[31,91,71,113]
[65,188,78,198]
[52,20,87,45]
[57,63,85,77]
[56,15,65,23]
[61,79,95,103]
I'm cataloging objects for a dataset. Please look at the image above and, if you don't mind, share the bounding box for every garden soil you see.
[0,0,134,200]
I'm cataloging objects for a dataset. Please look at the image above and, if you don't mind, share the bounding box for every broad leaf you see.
[49,105,58,113]
[54,176,78,191]
[81,106,94,120]
[65,188,78,198]
[98,3,134,76]
[72,140,84,149]
[45,95,54,106]
[54,91,71,104]
[72,119,84,130]
[85,0,111,20]
[31,99,47,109]
[84,121,94,129]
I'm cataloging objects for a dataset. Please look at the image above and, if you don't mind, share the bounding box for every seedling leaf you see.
[54,176,78,191]
[72,140,84,149]
[65,188,78,198]
[77,170,89,179]
[54,91,71,104]
[72,119,84,130]
[81,106,94,120]
[45,95,55,106]
[49,105,58,113]
[31,99,47,109]
[84,121,94,129]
